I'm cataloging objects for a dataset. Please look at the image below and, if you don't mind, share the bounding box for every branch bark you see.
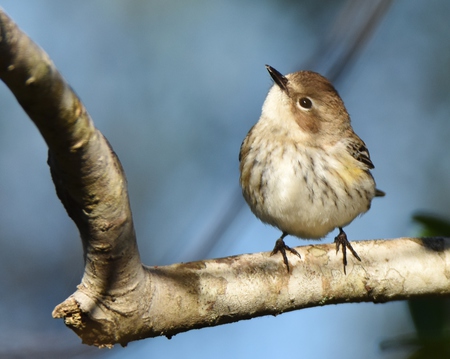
[1,8,449,349]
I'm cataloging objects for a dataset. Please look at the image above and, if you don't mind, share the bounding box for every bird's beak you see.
[266,65,289,93]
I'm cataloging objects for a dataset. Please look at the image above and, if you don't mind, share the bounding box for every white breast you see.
[240,133,376,239]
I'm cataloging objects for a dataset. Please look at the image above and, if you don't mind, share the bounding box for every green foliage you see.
[413,213,450,237]
[382,213,450,358]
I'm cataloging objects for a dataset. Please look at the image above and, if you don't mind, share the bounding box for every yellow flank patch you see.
[336,156,364,184]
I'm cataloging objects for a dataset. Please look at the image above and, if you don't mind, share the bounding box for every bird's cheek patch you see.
[295,111,320,134]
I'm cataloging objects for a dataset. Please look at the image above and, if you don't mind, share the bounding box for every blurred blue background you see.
[0,0,449,358]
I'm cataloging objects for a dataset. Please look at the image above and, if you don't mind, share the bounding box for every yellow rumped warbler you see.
[239,65,384,273]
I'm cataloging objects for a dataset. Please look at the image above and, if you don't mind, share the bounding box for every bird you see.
[239,65,384,274]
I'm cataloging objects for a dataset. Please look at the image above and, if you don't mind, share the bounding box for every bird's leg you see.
[334,227,361,274]
[271,232,301,272]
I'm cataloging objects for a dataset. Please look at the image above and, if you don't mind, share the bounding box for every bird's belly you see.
[242,148,376,239]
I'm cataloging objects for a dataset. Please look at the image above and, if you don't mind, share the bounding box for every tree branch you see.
[1,8,449,349]
[54,236,450,347]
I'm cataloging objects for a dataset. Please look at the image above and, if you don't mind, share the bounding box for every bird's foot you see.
[271,233,301,272]
[334,227,361,274]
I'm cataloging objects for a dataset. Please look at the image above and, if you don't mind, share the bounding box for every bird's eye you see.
[298,97,312,109]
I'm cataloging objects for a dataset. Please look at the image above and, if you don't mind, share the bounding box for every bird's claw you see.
[271,236,301,272]
[334,227,361,275]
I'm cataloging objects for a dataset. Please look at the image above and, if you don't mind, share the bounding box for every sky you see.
[1,0,450,358]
